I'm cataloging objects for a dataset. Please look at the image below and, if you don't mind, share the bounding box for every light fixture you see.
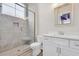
[52,3,65,8]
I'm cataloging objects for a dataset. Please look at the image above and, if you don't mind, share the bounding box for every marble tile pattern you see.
[0,14,30,53]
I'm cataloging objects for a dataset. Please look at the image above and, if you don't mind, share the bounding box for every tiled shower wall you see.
[0,14,30,52]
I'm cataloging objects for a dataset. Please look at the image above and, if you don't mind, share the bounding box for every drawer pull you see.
[75,44,79,46]
[45,39,48,40]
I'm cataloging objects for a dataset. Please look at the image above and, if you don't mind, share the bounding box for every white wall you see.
[38,3,79,35]
[38,3,54,35]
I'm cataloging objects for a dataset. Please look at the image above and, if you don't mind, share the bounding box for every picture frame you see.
[54,3,74,25]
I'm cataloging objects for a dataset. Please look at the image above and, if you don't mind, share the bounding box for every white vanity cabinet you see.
[60,47,79,56]
[43,37,60,56]
[43,35,79,56]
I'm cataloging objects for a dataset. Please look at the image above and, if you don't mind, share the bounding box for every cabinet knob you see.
[75,44,79,46]
[56,47,58,53]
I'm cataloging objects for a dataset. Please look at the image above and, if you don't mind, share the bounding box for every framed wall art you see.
[54,3,74,25]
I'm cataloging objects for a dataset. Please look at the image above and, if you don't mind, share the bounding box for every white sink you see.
[43,32,79,40]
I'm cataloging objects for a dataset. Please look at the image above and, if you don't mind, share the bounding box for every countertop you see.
[43,33,79,41]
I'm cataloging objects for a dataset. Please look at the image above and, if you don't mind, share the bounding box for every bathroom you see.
[1,3,79,56]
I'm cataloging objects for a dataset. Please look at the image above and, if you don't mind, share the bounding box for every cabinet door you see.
[43,37,58,56]
[60,47,79,56]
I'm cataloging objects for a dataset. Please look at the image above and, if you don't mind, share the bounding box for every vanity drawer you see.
[52,38,69,46]
[43,36,52,40]
[44,36,69,47]
[70,40,79,49]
